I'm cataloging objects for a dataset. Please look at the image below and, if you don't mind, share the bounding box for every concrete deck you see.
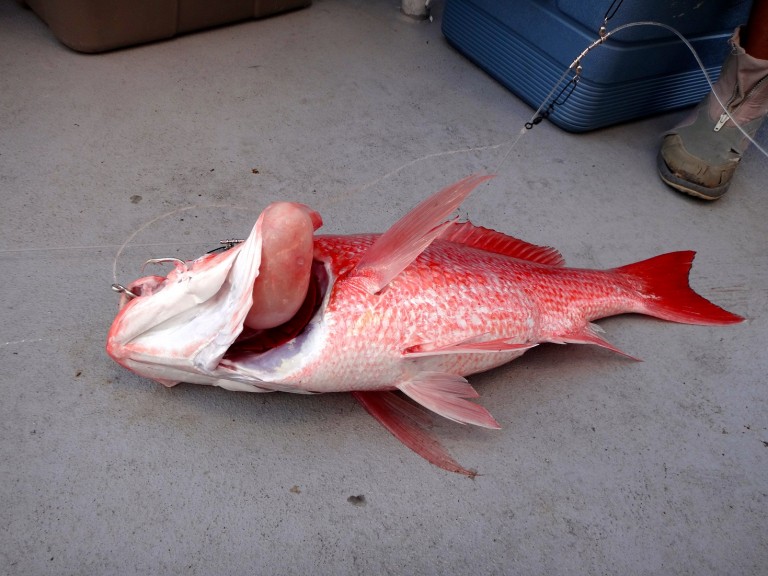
[1,1,766,574]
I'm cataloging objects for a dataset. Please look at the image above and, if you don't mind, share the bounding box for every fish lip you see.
[116,275,167,310]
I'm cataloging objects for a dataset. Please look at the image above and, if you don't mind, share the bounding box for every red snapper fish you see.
[107,174,742,475]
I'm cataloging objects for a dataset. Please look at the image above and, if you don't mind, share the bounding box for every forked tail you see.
[615,251,743,325]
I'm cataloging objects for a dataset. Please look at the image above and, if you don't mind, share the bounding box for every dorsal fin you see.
[437,221,565,266]
[350,174,494,294]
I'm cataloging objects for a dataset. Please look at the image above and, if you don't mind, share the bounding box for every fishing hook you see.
[141,257,188,274]
[206,239,245,254]
[111,283,138,299]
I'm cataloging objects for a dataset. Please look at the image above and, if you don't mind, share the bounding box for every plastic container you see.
[442,0,753,132]
[24,0,312,53]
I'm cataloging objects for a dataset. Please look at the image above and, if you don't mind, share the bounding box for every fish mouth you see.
[224,260,329,359]
[115,275,167,310]
[107,215,330,390]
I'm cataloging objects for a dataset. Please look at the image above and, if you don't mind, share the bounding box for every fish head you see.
[107,215,265,387]
[107,202,327,390]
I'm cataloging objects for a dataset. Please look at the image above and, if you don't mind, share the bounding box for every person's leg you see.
[743,0,768,59]
[657,0,768,200]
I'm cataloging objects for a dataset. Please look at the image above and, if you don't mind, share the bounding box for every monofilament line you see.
[112,203,254,283]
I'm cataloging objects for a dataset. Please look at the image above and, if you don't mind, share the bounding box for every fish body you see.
[229,234,647,390]
[107,175,742,474]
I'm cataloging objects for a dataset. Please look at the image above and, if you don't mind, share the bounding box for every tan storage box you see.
[25,0,312,53]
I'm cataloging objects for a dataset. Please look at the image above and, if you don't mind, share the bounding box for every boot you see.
[658,27,768,200]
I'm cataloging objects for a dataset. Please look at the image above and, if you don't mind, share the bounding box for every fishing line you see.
[2,16,766,349]
[0,338,45,349]
[1,204,258,351]
[347,18,768,197]
[110,202,257,283]
[5,18,763,266]
[0,241,218,255]
[0,322,115,350]
[349,138,515,198]
[495,20,768,174]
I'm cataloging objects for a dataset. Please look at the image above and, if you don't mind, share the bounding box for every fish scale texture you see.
[286,234,643,392]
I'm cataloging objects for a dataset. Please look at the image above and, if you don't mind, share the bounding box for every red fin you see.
[404,337,537,357]
[351,174,494,294]
[437,221,565,266]
[551,323,640,361]
[397,372,500,429]
[615,252,743,325]
[351,391,477,477]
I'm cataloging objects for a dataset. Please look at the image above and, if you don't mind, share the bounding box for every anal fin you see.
[397,372,500,429]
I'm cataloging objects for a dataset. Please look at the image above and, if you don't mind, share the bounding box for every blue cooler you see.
[442,0,753,132]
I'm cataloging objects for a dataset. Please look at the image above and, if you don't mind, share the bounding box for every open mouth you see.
[115,275,168,310]
[224,260,329,358]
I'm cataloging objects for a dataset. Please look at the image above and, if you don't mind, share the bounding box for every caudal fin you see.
[615,251,743,325]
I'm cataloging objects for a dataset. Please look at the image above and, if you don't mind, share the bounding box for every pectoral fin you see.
[403,337,536,357]
[154,378,181,387]
[351,174,494,294]
[397,372,500,429]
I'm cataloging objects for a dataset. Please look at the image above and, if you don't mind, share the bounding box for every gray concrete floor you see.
[2,1,767,574]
